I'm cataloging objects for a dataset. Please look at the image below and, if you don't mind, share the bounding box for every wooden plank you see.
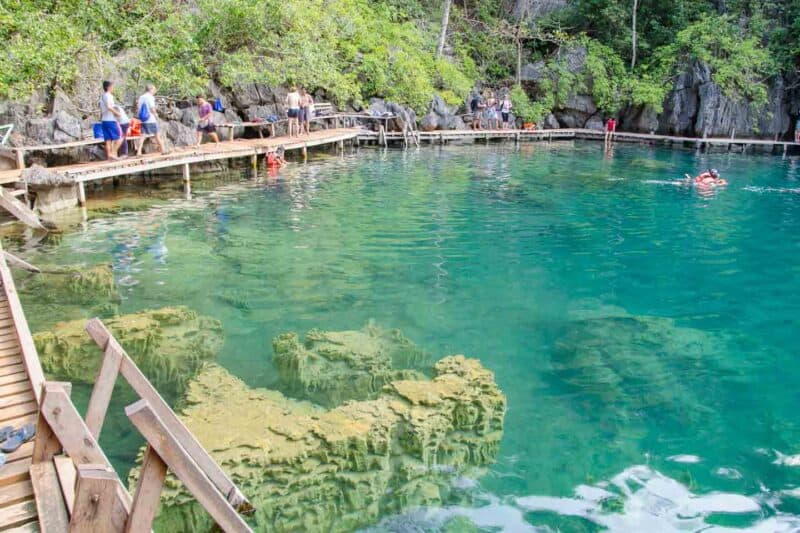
[84,343,122,440]
[0,460,31,487]
[0,480,33,507]
[0,372,28,387]
[0,392,35,412]
[0,364,25,377]
[0,401,37,423]
[0,340,21,352]
[125,446,166,533]
[0,383,35,400]
[0,356,23,368]
[0,189,44,231]
[0,250,45,404]
[6,442,34,464]
[3,521,40,533]
[53,457,76,516]
[69,465,127,533]
[0,500,37,530]
[126,400,251,532]
[30,463,69,533]
[85,319,249,510]
[1,254,39,274]
[0,414,37,430]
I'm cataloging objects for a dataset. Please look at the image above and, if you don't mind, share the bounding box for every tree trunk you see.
[436,0,453,58]
[631,0,639,69]
[516,37,522,85]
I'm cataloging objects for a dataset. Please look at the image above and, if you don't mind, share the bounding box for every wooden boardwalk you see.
[0,251,46,532]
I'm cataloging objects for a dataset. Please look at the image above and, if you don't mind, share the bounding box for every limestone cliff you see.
[272,324,428,406]
[33,306,223,392]
[142,354,506,532]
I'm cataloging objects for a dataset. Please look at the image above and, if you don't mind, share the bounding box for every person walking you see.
[195,95,220,147]
[300,88,314,136]
[99,81,123,160]
[286,86,301,137]
[136,84,167,156]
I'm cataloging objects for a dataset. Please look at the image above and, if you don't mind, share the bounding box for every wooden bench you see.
[313,103,334,117]
[215,121,277,141]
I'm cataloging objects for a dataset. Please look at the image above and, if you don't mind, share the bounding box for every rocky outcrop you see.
[419,95,466,131]
[367,98,417,132]
[33,306,222,392]
[142,352,506,532]
[273,324,427,406]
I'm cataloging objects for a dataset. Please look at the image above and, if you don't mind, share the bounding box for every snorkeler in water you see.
[688,168,727,187]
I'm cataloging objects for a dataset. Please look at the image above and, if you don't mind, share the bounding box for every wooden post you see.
[70,465,128,533]
[338,140,344,152]
[250,154,257,174]
[126,400,252,532]
[515,132,520,144]
[126,446,167,533]
[302,144,307,161]
[15,149,25,170]
[439,132,444,145]
[228,127,234,141]
[77,182,86,206]
[85,344,123,439]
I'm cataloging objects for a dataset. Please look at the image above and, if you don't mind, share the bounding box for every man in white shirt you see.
[99,80,123,160]
[285,87,301,138]
[136,84,167,156]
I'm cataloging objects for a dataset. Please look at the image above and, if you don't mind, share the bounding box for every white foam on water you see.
[773,450,800,467]
[715,467,743,479]
[642,179,687,186]
[361,465,800,532]
[667,454,702,464]
[743,186,800,194]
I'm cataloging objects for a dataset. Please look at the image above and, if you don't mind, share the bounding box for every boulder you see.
[52,110,82,143]
[26,118,54,145]
[543,113,560,129]
[162,120,196,150]
[140,353,506,532]
[416,95,464,131]
[33,306,223,393]
[272,324,427,406]
[367,98,417,132]
[520,60,547,83]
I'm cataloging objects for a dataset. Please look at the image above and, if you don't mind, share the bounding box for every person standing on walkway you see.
[115,103,130,157]
[195,95,220,147]
[300,88,314,136]
[470,92,482,130]
[500,94,513,130]
[795,117,800,143]
[99,81,123,160]
[136,84,168,156]
[485,92,498,129]
[286,87,301,137]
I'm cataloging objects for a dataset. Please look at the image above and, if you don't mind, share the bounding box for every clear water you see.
[12,142,800,531]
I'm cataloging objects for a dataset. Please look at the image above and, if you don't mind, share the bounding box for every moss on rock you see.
[33,306,223,393]
[142,354,505,533]
[272,323,428,406]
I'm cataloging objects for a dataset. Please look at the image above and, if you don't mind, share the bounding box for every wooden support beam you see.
[84,319,249,510]
[126,400,252,533]
[182,163,190,183]
[84,343,123,439]
[125,446,167,533]
[0,188,45,230]
[54,455,78,516]
[77,182,86,206]
[31,461,70,533]
[70,465,128,533]
[250,154,257,174]
[15,149,25,170]
[2,251,40,273]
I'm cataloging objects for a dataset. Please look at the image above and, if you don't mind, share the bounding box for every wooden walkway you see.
[0,251,46,532]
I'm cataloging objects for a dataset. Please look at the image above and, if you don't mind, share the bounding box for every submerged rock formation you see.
[145,354,505,532]
[33,306,222,392]
[272,324,427,406]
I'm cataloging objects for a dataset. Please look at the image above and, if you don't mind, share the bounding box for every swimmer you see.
[687,168,727,187]
[266,145,286,169]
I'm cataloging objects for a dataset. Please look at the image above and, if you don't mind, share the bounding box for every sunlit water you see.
[11,141,800,531]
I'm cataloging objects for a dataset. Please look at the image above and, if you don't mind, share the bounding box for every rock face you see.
[33,306,223,393]
[367,98,418,132]
[145,353,506,533]
[419,95,466,131]
[272,324,427,406]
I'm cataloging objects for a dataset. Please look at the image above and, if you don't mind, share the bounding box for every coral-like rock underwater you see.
[33,306,223,392]
[138,328,505,533]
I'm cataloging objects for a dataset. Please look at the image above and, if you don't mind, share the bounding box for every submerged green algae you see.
[134,339,505,533]
[33,306,223,393]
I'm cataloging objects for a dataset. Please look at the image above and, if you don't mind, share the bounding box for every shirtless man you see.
[692,168,727,187]
[286,87,301,137]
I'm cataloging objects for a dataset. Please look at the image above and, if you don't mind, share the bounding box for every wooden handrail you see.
[0,243,46,402]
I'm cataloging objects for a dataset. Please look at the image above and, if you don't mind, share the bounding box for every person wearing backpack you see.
[136,84,167,156]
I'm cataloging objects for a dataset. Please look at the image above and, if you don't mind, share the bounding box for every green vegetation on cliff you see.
[1,0,792,115]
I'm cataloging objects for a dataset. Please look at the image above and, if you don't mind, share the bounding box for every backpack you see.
[213,97,224,112]
[138,100,151,122]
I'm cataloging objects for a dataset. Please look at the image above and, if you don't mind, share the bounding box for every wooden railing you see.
[31,318,252,532]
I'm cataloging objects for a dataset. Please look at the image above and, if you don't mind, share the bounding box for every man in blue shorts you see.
[99,81,123,160]
[136,84,168,156]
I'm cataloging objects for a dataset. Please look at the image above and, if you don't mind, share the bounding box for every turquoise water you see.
[13,141,800,531]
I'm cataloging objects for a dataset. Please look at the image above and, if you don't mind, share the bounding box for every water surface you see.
[12,141,800,531]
